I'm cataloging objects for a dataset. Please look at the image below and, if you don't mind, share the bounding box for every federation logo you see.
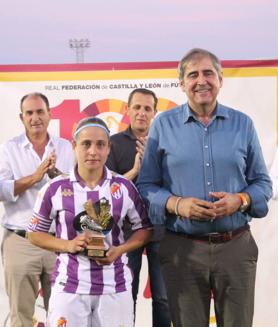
[110,182,122,199]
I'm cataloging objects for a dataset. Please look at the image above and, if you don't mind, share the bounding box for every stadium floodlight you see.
[69,38,91,63]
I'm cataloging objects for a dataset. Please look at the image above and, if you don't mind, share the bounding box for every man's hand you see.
[133,152,142,174]
[177,197,217,221]
[46,151,62,178]
[136,136,147,160]
[32,157,53,183]
[14,151,59,196]
[167,196,217,221]
[209,192,241,218]
[133,136,148,172]
[124,137,147,181]
[47,150,56,171]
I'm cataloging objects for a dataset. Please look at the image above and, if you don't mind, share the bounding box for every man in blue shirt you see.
[137,48,272,327]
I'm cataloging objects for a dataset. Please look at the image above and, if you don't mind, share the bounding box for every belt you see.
[167,224,250,244]
[7,229,55,238]
[7,229,27,238]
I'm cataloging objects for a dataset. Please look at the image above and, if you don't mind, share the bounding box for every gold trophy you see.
[73,197,113,258]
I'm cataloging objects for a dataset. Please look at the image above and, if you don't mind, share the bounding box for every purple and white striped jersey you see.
[27,166,151,295]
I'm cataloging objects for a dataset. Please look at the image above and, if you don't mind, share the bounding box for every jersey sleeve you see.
[27,182,56,233]
[123,179,152,231]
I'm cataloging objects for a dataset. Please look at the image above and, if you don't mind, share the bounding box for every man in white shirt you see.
[0,93,73,327]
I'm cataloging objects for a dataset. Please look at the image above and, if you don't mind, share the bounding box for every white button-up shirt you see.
[0,133,74,229]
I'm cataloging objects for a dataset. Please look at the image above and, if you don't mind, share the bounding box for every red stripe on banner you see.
[0,62,178,72]
[1,59,278,72]
[222,59,278,68]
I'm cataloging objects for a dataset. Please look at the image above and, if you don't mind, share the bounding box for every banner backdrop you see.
[0,60,278,326]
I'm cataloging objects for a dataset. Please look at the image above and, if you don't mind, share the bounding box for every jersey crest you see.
[110,182,122,199]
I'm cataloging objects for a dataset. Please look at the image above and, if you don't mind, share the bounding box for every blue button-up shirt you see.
[137,103,272,235]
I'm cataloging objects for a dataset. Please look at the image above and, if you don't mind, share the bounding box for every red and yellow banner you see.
[1,60,278,327]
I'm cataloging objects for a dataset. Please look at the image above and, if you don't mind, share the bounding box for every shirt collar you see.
[70,165,112,188]
[21,133,54,148]
[123,125,137,140]
[183,102,229,123]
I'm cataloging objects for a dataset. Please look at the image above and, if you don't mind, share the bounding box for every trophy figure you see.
[73,197,113,258]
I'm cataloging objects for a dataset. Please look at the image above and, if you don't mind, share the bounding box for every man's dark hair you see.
[127,88,158,110]
[20,92,50,111]
[178,48,223,81]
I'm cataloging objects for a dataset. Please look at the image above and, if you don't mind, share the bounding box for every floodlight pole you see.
[69,38,90,63]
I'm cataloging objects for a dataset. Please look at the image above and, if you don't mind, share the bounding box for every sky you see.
[1,0,278,65]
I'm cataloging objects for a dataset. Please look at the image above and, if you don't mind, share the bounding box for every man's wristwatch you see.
[237,193,249,213]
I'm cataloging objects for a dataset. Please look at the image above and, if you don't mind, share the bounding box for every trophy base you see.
[85,248,107,258]
[85,237,107,258]
[81,228,108,259]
